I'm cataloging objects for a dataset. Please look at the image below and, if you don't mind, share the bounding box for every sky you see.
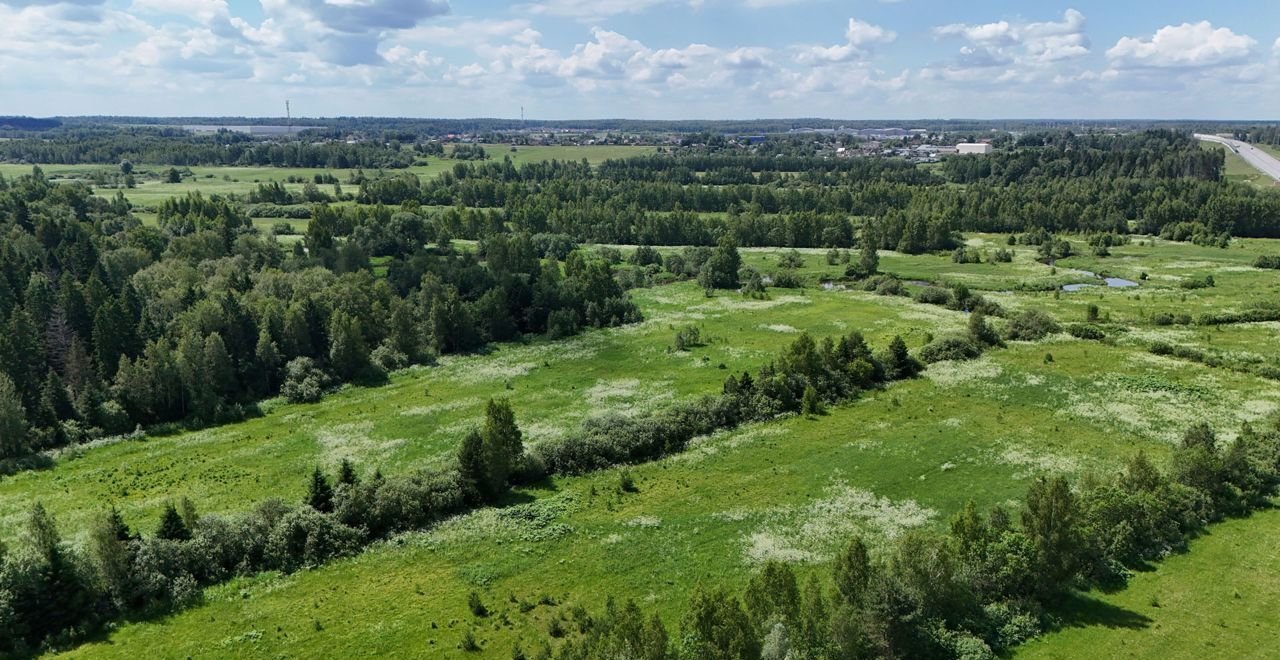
[1,0,1278,119]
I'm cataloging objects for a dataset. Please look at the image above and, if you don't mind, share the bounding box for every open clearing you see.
[7,236,1274,658]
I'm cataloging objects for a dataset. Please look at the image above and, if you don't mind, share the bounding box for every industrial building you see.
[956,142,993,155]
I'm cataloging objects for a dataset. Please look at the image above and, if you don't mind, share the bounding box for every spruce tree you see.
[306,466,335,513]
[155,502,191,541]
[0,373,29,459]
[337,458,359,487]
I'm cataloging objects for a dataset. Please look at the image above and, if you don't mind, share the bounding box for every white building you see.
[956,143,993,155]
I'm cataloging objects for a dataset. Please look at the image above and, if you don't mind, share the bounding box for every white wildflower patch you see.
[741,481,936,565]
[924,356,1003,386]
[677,424,790,464]
[624,516,661,529]
[420,491,580,548]
[583,378,675,417]
[759,324,800,333]
[602,533,624,545]
[998,445,1082,477]
[315,421,405,467]
[691,294,811,313]
[942,417,962,428]
[399,398,474,417]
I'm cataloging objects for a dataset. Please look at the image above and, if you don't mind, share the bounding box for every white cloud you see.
[1108,21,1256,68]
[797,17,894,64]
[934,8,1088,64]
[526,0,681,20]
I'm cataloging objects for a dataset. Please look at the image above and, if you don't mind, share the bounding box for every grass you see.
[1017,507,1280,660]
[5,237,1279,658]
[0,280,957,542]
[0,144,655,210]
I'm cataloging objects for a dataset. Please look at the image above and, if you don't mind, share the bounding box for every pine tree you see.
[306,466,335,513]
[0,373,29,458]
[155,502,191,541]
[337,458,358,487]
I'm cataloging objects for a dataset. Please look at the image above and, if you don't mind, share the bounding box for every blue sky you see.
[1,0,1278,118]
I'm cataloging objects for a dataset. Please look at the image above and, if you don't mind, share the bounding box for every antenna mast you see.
[286,100,292,133]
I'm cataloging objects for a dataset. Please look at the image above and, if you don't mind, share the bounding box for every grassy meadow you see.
[0,144,656,209]
[0,236,1266,658]
[1018,507,1280,660]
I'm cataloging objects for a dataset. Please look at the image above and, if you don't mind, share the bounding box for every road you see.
[1196,133,1280,183]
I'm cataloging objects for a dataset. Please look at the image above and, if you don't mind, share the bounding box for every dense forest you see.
[337,131,1277,247]
[0,127,413,168]
[0,169,640,462]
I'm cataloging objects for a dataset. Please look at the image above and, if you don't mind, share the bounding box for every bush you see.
[1004,310,1061,341]
[369,344,409,373]
[1066,324,1105,340]
[1253,255,1280,270]
[280,357,332,404]
[918,336,981,363]
[914,286,952,306]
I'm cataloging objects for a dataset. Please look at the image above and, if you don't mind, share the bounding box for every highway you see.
[1196,133,1280,183]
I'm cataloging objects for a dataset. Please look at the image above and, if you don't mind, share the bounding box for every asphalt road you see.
[1196,133,1280,182]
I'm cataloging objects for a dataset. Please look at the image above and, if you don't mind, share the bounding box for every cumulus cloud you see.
[934,8,1089,64]
[796,17,894,64]
[1107,21,1256,68]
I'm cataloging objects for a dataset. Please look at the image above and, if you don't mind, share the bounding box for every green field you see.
[0,236,1270,658]
[1019,508,1280,660]
[0,144,656,209]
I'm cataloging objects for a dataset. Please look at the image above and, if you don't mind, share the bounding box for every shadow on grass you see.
[1046,591,1154,632]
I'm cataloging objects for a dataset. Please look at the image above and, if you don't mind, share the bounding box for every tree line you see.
[0,171,639,462]
[0,127,412,168]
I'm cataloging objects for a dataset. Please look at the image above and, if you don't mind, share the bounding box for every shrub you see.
[1066,324,1105,340]
[914,287,953,306]
[1004,310,1061,341]
[468,591,488,617]
[280,357,332,404]
[918,336,981,363]
[1254,255,1280,270]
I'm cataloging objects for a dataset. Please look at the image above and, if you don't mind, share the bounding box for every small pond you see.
[1062,269,1139,292]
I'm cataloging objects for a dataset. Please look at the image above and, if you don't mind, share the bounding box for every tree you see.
[306,466,335,513]
[881,335,921,380]
[697,234,741,290]
[833,536,871,606]
[155,502,191,541]
[857,226,879,276]
[681,586,760,660]
[327,312,369,381]
[337,458,359,487]
[967,310,1002,348]
[457,429,490,501]
[481,398,523,493]
[89,507,136,608]
[166,167,182,183]
[254,329,283,394]
[743,560,799,635]
[801,385,823,416]
[0,374,29,458]
[1021,476,1080,596]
